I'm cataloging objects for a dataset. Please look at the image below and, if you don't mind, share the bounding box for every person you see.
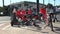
[12,8,17,21]
[21,9,26,15]
[27,8,32,18]
[53,7,58,23]
[26,8,32,26]
[33,13,40,28]
[21,9,27,26]
[16,9,23,26]
[11,8,18,26]
[46,4,54,31]
[27,8,32,15]
[53,14,58,23]
[16,9,21,19]
[39,6,48,29]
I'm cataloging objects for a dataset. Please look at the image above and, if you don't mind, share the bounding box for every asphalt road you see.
[0,16,10,21]
[0,16,11,24]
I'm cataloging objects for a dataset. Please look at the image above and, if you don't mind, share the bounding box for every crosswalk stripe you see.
[2,25,10,30]
[0,21,10,23]
[0,23,6,27]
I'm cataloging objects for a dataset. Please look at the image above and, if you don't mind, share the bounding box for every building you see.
[56,6,60,12]
[9,1,46,10]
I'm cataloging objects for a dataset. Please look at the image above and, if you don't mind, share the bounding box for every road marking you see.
[0,23,6,27]
[2,25,10,30]
[24,27,28,28]
[0,21,10,23]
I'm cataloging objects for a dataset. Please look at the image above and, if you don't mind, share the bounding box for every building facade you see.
[10,1,46,10]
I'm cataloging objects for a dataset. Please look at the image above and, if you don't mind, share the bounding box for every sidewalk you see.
[0,21,60,34]
[19,22,60,34]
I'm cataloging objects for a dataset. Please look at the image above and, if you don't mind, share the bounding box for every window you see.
[18,4,21,7]
[24,3,28,6]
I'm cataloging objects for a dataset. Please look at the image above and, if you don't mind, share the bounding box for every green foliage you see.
[0,6,10,16]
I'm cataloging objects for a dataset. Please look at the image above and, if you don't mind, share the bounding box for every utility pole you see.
[2,0,4,7]
[49,0,50,3]
[54,0,55,6]
[10,0,11,9]
[43,0,44,5]
[10,0,11,16]
[36,0,39,14]
[2,0,5,16]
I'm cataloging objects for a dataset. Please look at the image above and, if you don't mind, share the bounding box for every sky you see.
[0,0,60,7]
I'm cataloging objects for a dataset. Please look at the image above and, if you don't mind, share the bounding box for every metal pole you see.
[10,0,11,4]
[2,0,5,16]
[2,0,4,7]
[54,0,55,6]
[10,0,11,8]
[43,0,44,5]
[49,0,50,3]
[36,0,39,14]
[10,0,11,16]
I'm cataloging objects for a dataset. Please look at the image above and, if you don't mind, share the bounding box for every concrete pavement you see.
[0,16,60,34]
[0,21,60,34]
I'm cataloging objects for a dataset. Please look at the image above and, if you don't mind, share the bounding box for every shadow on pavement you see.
[41,32,48,34]
[11,25,42,32]
[21,26,42,32]
[57,20,60,22]
[55,28,60,31]
[11,25,20,28]
[53,27,60,34]
[53,26,60,31]
[54,26,59,28]
[54,31,60,34]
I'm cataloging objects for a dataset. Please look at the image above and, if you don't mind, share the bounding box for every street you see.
[0,0,60,34]
[0,15,60,34]
[0,20,60,34]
